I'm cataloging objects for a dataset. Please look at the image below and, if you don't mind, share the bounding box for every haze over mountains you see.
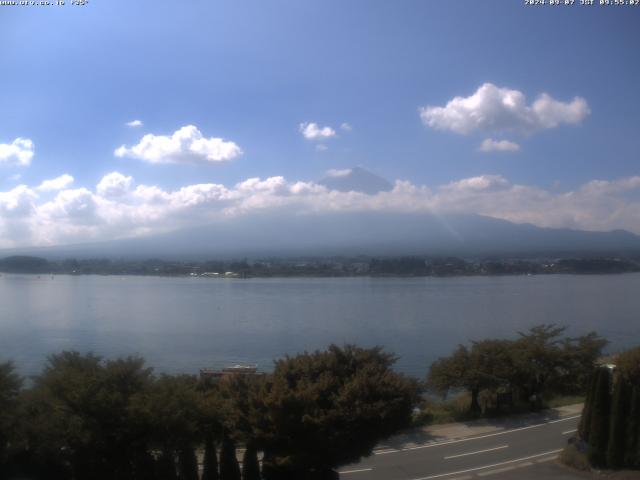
[5,168,640,260]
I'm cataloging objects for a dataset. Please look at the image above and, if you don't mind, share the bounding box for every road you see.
[338,414,581,480]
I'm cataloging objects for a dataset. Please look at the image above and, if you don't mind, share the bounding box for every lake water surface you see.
[1,273,639,378]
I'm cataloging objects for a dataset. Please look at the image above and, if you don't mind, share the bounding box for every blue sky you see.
[1,1,640,246]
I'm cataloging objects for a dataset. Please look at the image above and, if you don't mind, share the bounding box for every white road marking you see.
[477,465,516,476]
[535,455,559,463]
[374,415,580,455]
[408,449,563,480]
[338,468,373,475]
[444,445,509,460]
[562,429,577,435]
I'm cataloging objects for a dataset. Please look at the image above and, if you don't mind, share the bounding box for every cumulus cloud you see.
[0,138,35,166]
[479,138,521,153]
[37,174,74,192]
[126,119,143,127]
[96,172,133,197]
[326,169,352,177]
[420,83,590,135]
[115,125,242,164]
[340,122,352,131]
[3,170,640,248]
[299,122,337,140]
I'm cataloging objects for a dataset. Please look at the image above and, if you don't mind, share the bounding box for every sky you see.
[1,0,640,247]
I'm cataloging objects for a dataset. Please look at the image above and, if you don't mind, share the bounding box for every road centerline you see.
[408,449,563,480]
[373,415,580,456]
[443,444,509,460]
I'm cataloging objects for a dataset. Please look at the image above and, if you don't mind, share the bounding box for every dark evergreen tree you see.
[178,446,199,480]
[156,450,178,480]
[625,386,640,468]
[606,376,629,468]
[0,362,21,478]
[587,367,611,467]
[220,434,241,480]
[202,435,219,480]
[578,371,598,442]
[242,442,261,480]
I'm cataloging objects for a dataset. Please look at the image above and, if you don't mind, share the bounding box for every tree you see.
[625,386,640,468]
[16,352,154,480]
[606,374,629,468]
[578,371,598,442]
[131,374,203,480]
[202,434,219,480]
[242,442,261,480]
[219,433,241,480]
[0,361,22,477]
[428,340,516,414]
[587,367,611,467]
[616,346,640,385]
[512,324,567,401]
[258,345,418,478]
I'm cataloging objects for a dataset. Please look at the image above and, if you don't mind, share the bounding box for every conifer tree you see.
[178,446,199,480]
[587,367,611,467]
[202,434,219,480]
[220,434,241,480]
[625,386,640,469]
[242,442,261,480]
[578,372,598,441]
[606,375,628,468]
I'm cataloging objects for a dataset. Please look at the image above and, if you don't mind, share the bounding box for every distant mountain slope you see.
[318,167,393,194]
[5,211,640,260]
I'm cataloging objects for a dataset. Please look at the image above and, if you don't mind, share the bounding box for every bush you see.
[561,443,591,471]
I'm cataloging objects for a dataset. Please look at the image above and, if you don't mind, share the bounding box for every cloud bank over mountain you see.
[1,167,640,249]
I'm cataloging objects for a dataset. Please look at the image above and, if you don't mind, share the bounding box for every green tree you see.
[242,442,261,480]
[606,374,629,468]
[0,361,22,478]
[625,386,640,468]
[512,324,567,402]
[202,433,219,480]
[428,340,516,413]
[258,345,418,478]
[131,374,203,480]
[587,367,611,467]
[578,371,598,442]
[219,433,241,480]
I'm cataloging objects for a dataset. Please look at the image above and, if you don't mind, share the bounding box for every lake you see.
[1,273,638,378]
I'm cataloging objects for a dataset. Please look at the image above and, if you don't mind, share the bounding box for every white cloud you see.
[126,119,143,127]
[340,122,352,131]
[37,174,74,192]
[316,144,328,152]
[96,172,133,197]
[479,138,521,153]
[115,125,242,164]
[420,83,590,135]
[0,138,35,166]
[326,169,352,177]
[4,171,640,248]
[442,175,510,192]
[299,122,337,140]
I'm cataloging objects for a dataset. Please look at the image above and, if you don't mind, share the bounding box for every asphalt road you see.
[338,414,581,480]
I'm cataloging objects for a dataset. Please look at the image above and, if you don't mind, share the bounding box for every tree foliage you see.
[427,325,607,414]
[257,344,419,477]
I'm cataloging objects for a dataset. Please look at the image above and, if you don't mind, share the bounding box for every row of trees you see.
[578,346,640,469]
[0,345,419,480]
[427,325,608,414]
